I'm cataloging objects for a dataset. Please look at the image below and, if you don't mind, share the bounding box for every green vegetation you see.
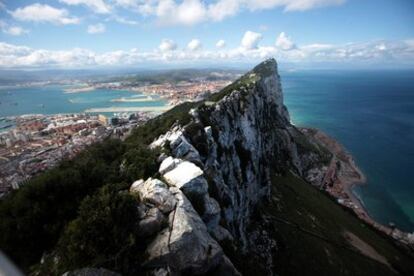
[207,71,258,102]
[37,184,146,275]
[267,172,414,275]
[0,102,198,274]
[290,126,332,166]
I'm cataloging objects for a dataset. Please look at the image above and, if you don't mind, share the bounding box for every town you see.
[0,112,153,198]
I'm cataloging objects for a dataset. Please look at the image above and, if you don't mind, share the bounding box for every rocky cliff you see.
[128,59,339,275]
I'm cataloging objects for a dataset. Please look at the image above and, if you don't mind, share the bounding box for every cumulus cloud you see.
[241,31,262,49]
[187,39,202,51]
[10,3,80,25]
[275,32,296,50]
[1,37,414,68]
[59,0,111,14]
[159,39,177,52]
[87,23,106,34]
[216,40,226,48]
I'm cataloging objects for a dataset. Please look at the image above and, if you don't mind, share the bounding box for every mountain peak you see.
[252,58,278,77]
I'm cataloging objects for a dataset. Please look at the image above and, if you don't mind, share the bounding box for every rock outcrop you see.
[130,58,329,275]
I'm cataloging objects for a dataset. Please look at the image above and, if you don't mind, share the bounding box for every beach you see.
[301,127,414,247]
[64,86,95,94]
[110,96,155,103]
[84,106,172,113]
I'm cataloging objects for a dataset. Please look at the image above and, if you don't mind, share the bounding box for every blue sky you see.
[0,0,413,68]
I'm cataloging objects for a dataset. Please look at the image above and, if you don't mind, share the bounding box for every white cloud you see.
[187,39,202,51]
[275,32,296,50]
[4,26,28,36]
[241,31,262,49]
[59,0,111,14]
[216,40,226,48]
[120,0,346,26]
[208,0,240,21]
[10,4,80,25]
[159,39,177,52]
[0,21,28,36]
[112,16,140,26]
[1,36,414,68]
[244,0,345,12]
[87,23,106,34]
[156,0,207,26]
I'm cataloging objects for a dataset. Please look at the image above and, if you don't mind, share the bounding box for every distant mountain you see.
[1,59,413,275]
[0,68,243,86]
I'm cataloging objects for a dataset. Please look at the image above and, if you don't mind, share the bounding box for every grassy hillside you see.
[267,173,414,275]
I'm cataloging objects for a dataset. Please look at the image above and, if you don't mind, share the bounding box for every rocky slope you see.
[121,59,414,275]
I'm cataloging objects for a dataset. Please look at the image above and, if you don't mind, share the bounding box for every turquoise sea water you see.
[282,70,414,232]
[0,85,167,119]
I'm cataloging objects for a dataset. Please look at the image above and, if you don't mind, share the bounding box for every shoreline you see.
[301,127,414,248]
[84,106,172,113]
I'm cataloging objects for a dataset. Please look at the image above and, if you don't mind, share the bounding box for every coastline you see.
[84,106,172,113]
[64,86,95,94]
[301,127,414,248]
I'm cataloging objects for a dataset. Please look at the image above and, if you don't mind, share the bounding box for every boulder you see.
[129,179,144,194]
[170,135,201,165]
[159,157,182,175]
[163,162,208,197]
[138,208,166,237]
[145,188,223,275]
[202,195,221,227]
[130,178,176,214]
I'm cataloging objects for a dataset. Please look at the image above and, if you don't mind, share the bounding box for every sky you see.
[0,0,414,69]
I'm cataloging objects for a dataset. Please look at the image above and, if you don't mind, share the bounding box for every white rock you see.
[130,178,176,214]
[150,128,183,149]
[158,156,182,175]
[163,162,208,196]
[129,179,144,194]
[145,188,223,274]
[170,135,202,165]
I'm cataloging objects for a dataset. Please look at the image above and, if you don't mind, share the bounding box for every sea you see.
[0,71,413,232]
[0,85,167,129]
[282,69,414,232]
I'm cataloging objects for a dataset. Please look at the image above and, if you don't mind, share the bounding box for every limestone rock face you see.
[163,161,208,197]
[130,178,176,214]
[135,58,326,275]
[138,208,166,237]
[158,156,181,175]
[145,188,223,275]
